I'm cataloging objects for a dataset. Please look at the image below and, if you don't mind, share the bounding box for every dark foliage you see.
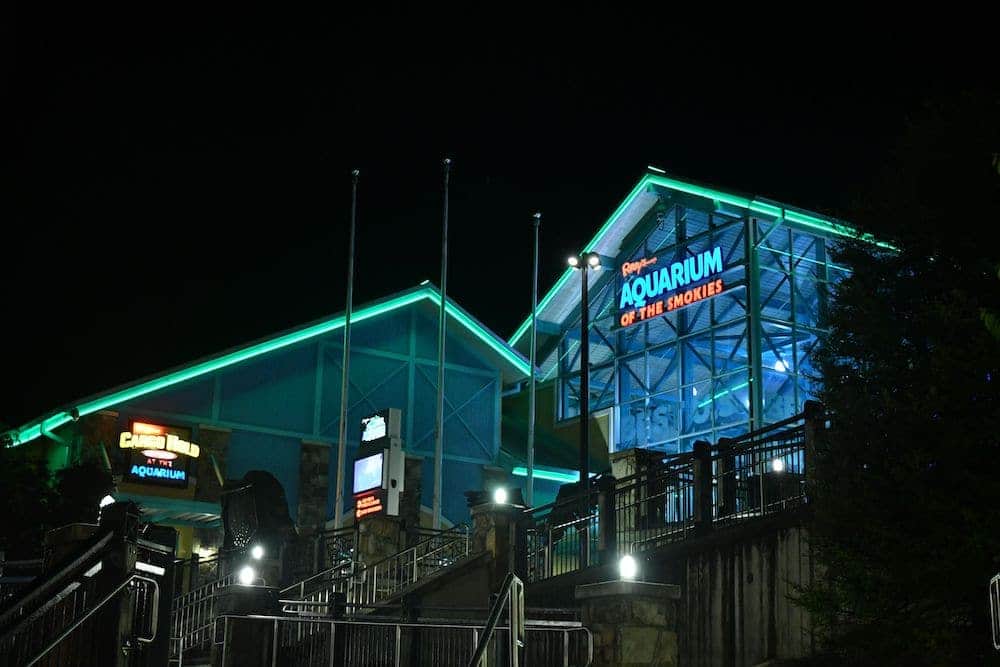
[800,91,1000,664]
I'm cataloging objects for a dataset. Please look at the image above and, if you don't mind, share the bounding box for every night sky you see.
[4,10,994,428]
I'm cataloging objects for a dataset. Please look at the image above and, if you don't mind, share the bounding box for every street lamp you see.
[567,251,602,496]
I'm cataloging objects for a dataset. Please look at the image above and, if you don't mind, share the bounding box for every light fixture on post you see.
[568,251,601,569]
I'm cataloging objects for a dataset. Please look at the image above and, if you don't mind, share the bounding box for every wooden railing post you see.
[716,437,736,519]
[596,474,617,566]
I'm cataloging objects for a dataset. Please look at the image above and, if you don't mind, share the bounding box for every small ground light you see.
[619,554,638,580]
[493,487,508,504]
[772,458,785,473]
[251,544,264,560]
[238,565,256,586]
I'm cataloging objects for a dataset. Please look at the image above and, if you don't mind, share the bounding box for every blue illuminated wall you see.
[111,301,504,526]
[548,198,848,455]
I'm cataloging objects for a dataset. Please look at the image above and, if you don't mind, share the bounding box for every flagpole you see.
[526,212,540,507]
[432,158,451,530]
[334,169,359,529]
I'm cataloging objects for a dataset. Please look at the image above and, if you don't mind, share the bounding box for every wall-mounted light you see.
[238,565,256,586]
[619,554,638,581]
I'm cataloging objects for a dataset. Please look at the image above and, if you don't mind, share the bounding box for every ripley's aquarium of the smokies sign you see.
[617,246,725,328]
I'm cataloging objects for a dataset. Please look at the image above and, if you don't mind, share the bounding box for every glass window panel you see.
[648,391,681,447]
[619,400,649,450]
[795,329,820,380]
[648,344,679,394]
[560,334,581,374]
[714,322,749,374]
[619,354,647,403]
[762,368,797,423]
[758,240,790,273]
[711,372,751,428]
[589,365,615,411]
[679,300,712,336]
[683,208,711,239]
[793,264,823,327]
[797,375,819,412]
[791,230,821,259]
[713,221,746,268]
[618,320,645,354]
[759,224,791,254]
[681,380,713,435]
[759,267,793,322]
[713,284,747,325]
[681,334,713,385]
[561,375,580,420]
[647,312,678,346]
[761,320,795,373]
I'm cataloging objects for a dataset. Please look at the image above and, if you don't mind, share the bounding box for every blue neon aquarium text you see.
[619,246,724,309]
[130,465,186,481]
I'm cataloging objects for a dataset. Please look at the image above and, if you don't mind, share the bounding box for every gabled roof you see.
[5,284,531,448]
[508,167,889,348]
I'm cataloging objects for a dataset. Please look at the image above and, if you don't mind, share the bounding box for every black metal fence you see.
[523,403,821,583]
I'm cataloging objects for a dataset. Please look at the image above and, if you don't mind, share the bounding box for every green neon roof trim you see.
[511,466,595,483]
[7,285,530,448]
[508,170,891,347]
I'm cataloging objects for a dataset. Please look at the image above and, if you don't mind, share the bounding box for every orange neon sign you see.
[619,279,724,328]
[355,493,383,520]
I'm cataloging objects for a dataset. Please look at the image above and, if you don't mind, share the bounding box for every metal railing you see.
[524,491,599,583]
[0,573,159,667]
[525,408,816,584]
[468,571,524,667]
[169,572,235,659]
[990,573,1000,651]
[613,455,696,555]
[282,524,470,613]
[208,613,591,667]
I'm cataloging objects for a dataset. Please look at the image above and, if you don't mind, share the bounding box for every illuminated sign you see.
[119,422,200,458]
[617,246,725,328]
[360,414,387,443]
[355,492,384,520]
[123,448,190,488]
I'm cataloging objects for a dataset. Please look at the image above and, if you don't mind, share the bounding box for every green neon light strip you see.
[9,286,530,448]
[508,171,892,347]
[697,381,750,409]
[511,466,595,483]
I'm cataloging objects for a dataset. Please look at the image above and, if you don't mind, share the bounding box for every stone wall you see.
[680,522,814,666]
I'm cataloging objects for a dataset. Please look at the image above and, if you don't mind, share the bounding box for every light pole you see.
[567,252,602,493]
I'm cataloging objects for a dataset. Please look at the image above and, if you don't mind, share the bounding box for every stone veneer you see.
[576,580,681,667]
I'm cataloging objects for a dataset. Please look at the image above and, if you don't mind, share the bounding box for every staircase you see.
[281,524,471,615]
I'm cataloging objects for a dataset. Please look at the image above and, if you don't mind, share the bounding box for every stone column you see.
[297,440,330,529]
[576,580,681,667]
[470,502,523,588]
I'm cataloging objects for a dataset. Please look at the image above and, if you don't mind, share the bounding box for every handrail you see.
[0,531,113,630]
[282,523,468,597]
[24,574,159,667]
[467,571,524,667]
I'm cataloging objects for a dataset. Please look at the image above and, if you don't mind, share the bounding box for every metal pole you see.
[579,265,590,490]
[433,158,451,530]
[526,212,540,507]
[334,170,360,529]
[579,264,590,569]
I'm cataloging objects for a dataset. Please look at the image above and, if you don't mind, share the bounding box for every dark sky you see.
[3,9,994,427]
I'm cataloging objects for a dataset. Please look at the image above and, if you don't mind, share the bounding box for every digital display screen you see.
[353,452,384,495]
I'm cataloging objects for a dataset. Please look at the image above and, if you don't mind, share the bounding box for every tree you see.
[799,91,1000,664]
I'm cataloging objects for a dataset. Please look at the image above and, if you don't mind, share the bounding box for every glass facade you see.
[553,200,847,455]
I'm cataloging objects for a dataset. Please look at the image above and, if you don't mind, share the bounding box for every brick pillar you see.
[576,581,681,667]
[400,454,423,546]
[297,441,330,529]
